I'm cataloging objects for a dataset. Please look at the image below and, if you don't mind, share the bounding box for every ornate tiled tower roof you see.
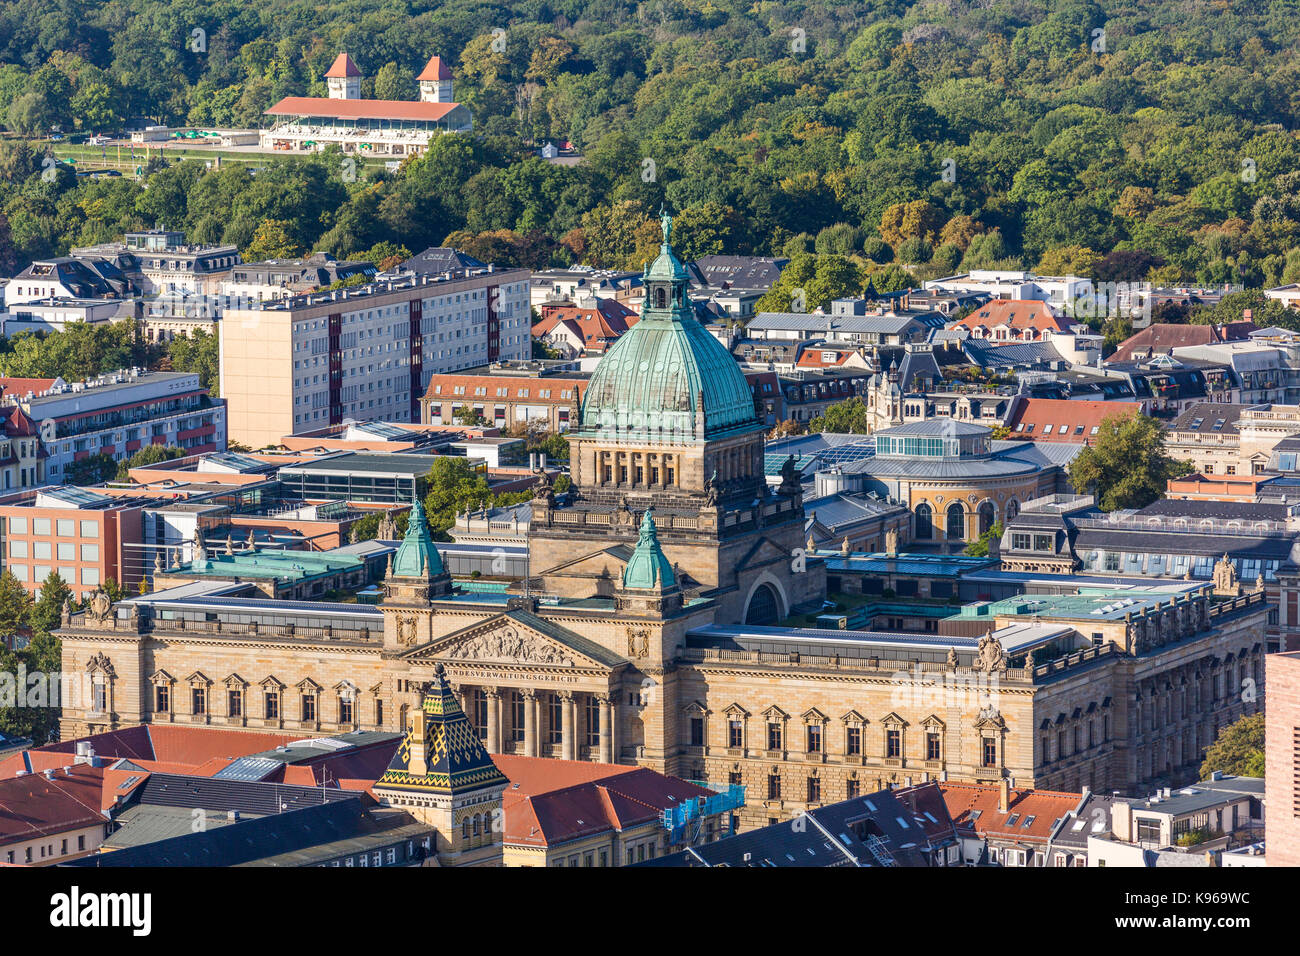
[622,509,675,590]
[377,664,507,795]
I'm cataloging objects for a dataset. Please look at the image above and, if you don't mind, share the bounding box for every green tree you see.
[0,569,32,647]
[373,63,416,101]
[67,452,116,485]
[965,521,1003,557]
[1067,411,1192,511]
[244,218,303,261]
[115,444,184,481]
[168,328,220,394]
[423,456,497,540]
[809,397,870,434]
[30,571,70,640]
[1200,713,1265,779]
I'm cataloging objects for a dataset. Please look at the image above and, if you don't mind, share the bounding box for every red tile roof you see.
[23,725,305,776]
[796,347,856,368]
[265,97,461,122]
[0,765,108,848]
[535,300,638,352]
[956,300,1073,336]
[1006,398,1145,442]
[0,377,58,399]
[493,755,713,848]
[1109,321,1257,363]
[939,782,1081,844]
[417,55,453,81]
[324,53,362,78]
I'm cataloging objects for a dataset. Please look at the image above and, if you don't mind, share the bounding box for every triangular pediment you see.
[401,610,627,671]
[736,536,796,572]
[536,545,635,580]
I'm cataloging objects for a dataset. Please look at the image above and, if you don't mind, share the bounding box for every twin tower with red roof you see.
[325,51,455,104]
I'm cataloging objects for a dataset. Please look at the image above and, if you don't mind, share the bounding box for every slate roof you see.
[1167,402,1249,435]
[62,798,416,867]
[639,789,930,867]
[690,255,788,290]
[398,247,487,277]
[1109,322,1256,362]
[961,338,1065,368]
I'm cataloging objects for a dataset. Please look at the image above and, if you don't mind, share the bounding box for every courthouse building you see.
[56,216,1271,828]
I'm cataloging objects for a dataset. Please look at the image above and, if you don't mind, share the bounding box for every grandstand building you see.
[261,53,472,157]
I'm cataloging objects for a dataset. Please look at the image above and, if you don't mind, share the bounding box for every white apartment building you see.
[4,370,227,482]
[221,268,530,448]
[924,270,1096,311]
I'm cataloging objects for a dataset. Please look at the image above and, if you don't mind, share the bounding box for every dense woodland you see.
[3,1,1300,294]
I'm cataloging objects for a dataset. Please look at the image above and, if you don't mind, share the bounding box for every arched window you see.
[946,502,966,540]
[745,584,780,625]
[472,815,481,837]
[915,503,933,539]
[462,818,471,839]
[654,287,667,309]
[978,501,996,536]
[1005,499,1019,522]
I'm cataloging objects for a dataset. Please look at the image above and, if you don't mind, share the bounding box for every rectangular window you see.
[807,776,821,803]
[846,726,861,756]
[767,773,781,801]
[302,693,316,721]
[806,724,822,753]
[512,692,525,742]
[886,728,901,758]
[982,737,997,767]
[265,691,280,718]
[728,719,743,748]
[927,732,941,761]
[192,686,206,715]
[155,685,170,712]
[228,689,242,717]
[767,721,782,751]
[548,695,564,745]
[690,717,705,747]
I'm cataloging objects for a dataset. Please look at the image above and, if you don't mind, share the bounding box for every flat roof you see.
[276,452,438,478]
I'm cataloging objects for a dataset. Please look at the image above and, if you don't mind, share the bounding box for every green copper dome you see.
[391,496,445,579]
[622,510,675,590]
[578,210,760,443]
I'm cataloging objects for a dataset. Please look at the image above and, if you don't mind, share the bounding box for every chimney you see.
[997,777,1011,813]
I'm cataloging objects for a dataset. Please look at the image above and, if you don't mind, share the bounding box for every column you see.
[561,691,576,761]
[599,695,613,764]
[485,687,501,754]
[524,691,537,757]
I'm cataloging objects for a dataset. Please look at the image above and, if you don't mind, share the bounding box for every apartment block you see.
[222,269,530,448]
[1,370,226,483]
